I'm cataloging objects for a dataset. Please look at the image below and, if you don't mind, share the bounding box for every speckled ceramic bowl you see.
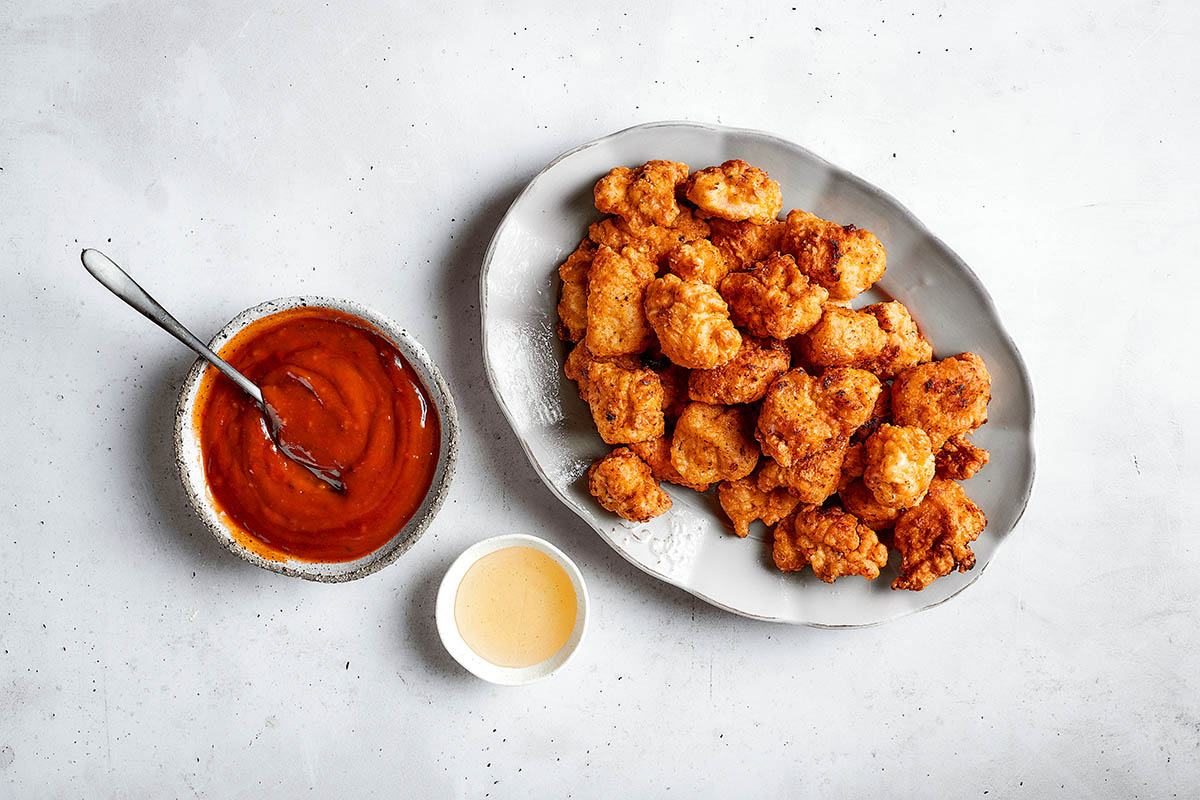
[173,296,459,582]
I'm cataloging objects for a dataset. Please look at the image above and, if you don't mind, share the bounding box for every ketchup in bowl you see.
[193,306,440,563]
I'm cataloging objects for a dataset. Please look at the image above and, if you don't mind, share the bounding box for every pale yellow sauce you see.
[453,546,578,668]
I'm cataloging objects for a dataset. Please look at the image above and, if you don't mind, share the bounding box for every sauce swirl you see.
[194,306,440,562]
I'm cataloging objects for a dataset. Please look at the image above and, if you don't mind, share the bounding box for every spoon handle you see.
[81,249,264,406]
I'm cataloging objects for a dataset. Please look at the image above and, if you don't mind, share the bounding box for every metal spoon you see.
[81,249,345,493]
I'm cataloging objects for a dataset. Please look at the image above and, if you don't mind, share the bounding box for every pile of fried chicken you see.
[556,159,991,592]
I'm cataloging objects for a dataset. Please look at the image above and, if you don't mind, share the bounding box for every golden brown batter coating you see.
[556,238,596,342]
[629,435,710,492]
[780,209,886,301]
[935,433,990,481]
[594,160,690,227]
[588,447,672,522]
[891,352,991,450]
[772,506,888,582]
[863,424,936,509]
[861,301,934,379]
[666,239,733,286]
[684,159,783,223]
[563,340,641,400]
[588,209,711,263]
[708,217,785,269]
[838,441,865,491]
[585,362,665,445]
[585,245,657,358]
[718,476,800,538]
[687,336,790,405]
[891,477,987,591]
[851,383,891,444]
[839,479,901,531]
[798,305,888,370]
[654,362,690,424]
[669,402,759,486]
[754,445,845,505]
[719,252,828,340]
[755,368,882,466]
[644,274,743,369]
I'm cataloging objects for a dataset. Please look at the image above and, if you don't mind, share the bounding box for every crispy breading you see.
[588,447,672,522]
[719,252,828,339]
[687,336,790,405]
[936,433,990,480]
[669,402,759,485]
[584,362,665,445]
[863,424,935,509]
[594,160,690,227]
[708,217,785,269]
[755,368,882,466]
[718,476,800,538]
[588,209,711,263]
[851,384,891,444]
[666,239,732,286]
[684,160,783,223]
[861,301,933,379]
[629,435,709,492]
[798,305,888,370]
[839,479,901,531]
[780,209,886,300]
[754,445,845,505]
[838,442,865,491]
[563,340,640,399]
[654,363,690,424]
[891,352,991,450]
[556,238,595,342]
[892,477,987,591]
[585,245,657,358]
[772,505,888,582]
[644,273,743,369]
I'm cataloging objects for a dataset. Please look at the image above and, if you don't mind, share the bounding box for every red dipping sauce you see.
[194,306,440,563]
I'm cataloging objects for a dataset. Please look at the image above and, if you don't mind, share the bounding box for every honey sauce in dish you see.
[453,546,578,668]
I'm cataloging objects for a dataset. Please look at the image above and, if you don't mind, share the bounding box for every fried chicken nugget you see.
[670,402,759,485]
[687,336,790,405]
[755,368,882,466]
[684,160,783,223]
[563,340,641,399]
[585,245,657,358]
[666,239,733,286]
[594,160,690,227]
[838,442,865,491]
[708,217,785,270]
[754,446,845,505]
[891,352,991,450]
[556,238,595,342]
[644,273,743,369]
[863,424,936,509]
[588,209,711,263]
[654,363,690,424]
[851,385,891,444]
[629,435,709,492]
[798,305,888,370]
[891,477,987,591]
[935,433,990,481]
[719,252,828,340]
[588,447,672,522]
[861,302,934,379]
[718,476,800,538]
[839,479,901,531]
[772,506,888,582]
[585,362,665,445]
[780,209,886,301]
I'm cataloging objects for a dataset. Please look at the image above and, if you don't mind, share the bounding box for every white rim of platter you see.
[479,120,1036,627]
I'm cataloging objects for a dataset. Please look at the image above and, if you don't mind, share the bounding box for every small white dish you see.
[173,296,459,582]
[436,534,589,685]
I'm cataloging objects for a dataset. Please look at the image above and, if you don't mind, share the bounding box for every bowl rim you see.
[172,295,460,582]
[435,533,590,685]
[477,119,1037,627]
